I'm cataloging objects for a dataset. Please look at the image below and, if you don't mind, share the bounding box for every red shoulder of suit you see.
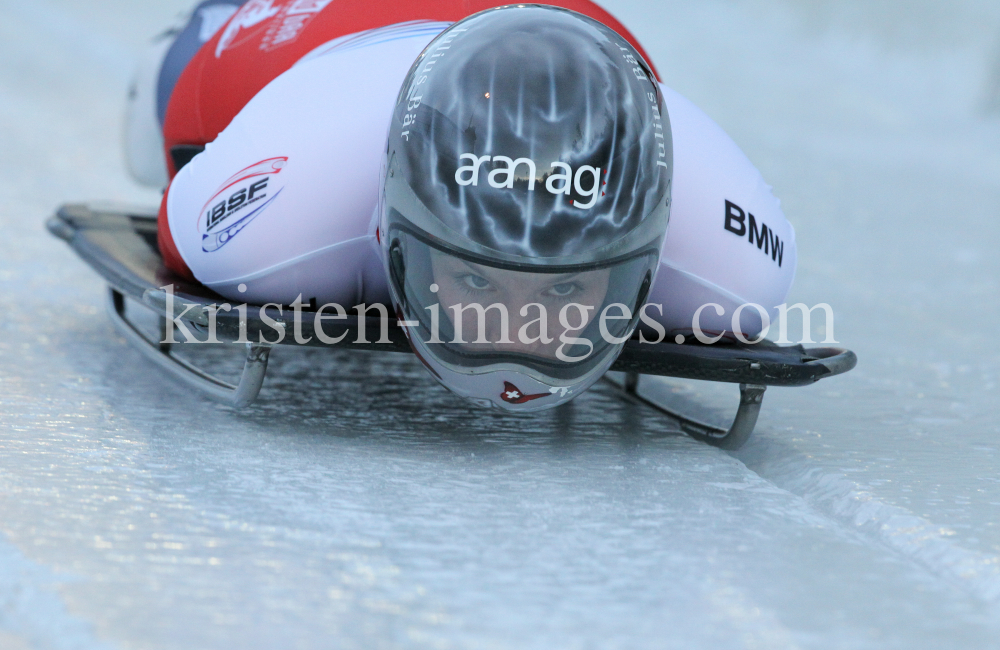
[162,0,659,176]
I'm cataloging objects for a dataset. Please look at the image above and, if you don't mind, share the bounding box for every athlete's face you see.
[430,251,611,358]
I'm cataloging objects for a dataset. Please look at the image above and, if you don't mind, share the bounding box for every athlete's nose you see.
[491,308,551,355]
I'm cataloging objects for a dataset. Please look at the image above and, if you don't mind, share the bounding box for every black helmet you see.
[381,4,672,410]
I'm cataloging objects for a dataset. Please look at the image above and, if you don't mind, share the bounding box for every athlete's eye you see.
[547,282,579,297]
[461,274,492,290]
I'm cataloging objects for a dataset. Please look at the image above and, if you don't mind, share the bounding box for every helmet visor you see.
[388,231,654,382]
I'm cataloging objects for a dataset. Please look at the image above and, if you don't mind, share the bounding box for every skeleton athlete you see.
[125,0,797,409]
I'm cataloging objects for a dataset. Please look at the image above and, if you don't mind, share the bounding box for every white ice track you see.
[2,1,1000,648]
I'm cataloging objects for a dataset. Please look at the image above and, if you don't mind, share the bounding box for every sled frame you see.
[49,202,858,449]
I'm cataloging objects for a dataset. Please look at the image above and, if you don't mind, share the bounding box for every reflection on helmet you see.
[382,5,672,411]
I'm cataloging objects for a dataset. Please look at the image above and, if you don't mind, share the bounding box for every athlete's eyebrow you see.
[443,258,507,286]
[546,272,585,283]
[488,264,588,284]
[450,258,492,276]
[440,255,594,285]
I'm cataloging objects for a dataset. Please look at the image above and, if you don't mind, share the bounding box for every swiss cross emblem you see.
[500,381,550,405]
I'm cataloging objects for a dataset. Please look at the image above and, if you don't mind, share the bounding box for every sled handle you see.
[107,288,271,408]
[618,372,765,450]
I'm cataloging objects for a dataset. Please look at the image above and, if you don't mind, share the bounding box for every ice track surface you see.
[2,1,1000,648]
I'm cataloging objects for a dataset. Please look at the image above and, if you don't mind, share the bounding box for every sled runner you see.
[48,203,856,449]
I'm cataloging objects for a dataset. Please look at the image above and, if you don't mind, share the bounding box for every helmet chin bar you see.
[405,329,622,412]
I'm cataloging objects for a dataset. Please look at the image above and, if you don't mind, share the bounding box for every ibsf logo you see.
[198,157,287,253]
[454,154,604,209]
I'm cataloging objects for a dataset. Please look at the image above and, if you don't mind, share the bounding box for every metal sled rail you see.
[605,373,767,450]
[48,203,857,449]
[107,288,272,408]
